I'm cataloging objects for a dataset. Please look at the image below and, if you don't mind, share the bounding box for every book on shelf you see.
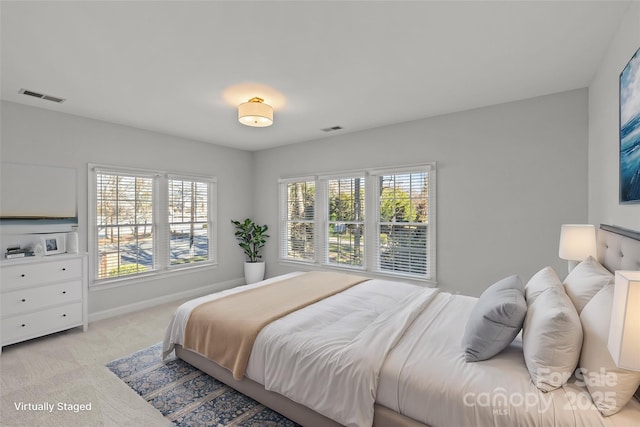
[4,247,35,259]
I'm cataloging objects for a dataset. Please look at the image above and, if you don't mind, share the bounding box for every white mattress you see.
[165,274,640,427]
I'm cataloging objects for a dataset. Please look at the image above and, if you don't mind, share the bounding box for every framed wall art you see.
[620,47,640,204]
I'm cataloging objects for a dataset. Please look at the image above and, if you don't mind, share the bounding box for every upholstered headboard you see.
[597,224,640,273]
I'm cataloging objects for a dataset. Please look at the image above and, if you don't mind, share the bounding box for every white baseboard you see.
[88,277,244,323]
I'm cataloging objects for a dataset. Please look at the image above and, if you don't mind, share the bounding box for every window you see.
[96,172,155,279]
[375,170,430,277]
[280,179,316,262]
[326,176,365,267]
[91,166,216,283]
[168,177,213,266]
[279,164,436,282]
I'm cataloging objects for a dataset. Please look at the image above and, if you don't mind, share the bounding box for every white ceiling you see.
[0,1,630,151]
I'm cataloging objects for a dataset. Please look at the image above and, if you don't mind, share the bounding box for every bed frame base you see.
[175,345,428,427]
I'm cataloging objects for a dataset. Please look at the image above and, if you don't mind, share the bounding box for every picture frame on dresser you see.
[40,233,66,256]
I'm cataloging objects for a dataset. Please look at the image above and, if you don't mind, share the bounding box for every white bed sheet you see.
[247,278,438,427]
[378,292,640,427]
[164,273,640,427]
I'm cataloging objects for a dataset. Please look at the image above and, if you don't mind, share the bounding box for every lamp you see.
[238,97,273,127]
[608,271,640,371]
[558,224,596,273]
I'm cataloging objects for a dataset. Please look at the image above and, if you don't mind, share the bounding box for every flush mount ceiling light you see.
[238,97,273,127]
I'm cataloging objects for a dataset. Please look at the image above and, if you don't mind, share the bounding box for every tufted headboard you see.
[597,224,640,273]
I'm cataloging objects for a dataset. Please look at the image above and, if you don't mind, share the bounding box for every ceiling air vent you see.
[321,126,343,132]
[19,88,66,103]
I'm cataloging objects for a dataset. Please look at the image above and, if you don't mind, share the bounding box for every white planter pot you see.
[244,261,265,285]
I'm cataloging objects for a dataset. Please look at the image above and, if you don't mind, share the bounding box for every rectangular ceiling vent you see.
[19,88,66,103]
[321,126,343,132]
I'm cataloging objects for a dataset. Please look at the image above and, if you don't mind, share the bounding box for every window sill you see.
[278,259,437,287]
[90,261,218,291]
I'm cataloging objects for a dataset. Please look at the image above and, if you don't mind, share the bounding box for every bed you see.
[163,224,640,427]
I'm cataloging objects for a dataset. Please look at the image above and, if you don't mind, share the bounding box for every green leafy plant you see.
[231,218,270,263]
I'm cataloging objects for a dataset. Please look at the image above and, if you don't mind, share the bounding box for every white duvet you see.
[163,274,640,427]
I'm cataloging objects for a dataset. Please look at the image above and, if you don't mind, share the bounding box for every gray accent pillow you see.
[463,275,527,362]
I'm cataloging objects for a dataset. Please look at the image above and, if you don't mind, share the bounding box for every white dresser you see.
[1,253,88,352]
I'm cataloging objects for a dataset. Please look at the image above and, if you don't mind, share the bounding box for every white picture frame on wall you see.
[40,233,66,256]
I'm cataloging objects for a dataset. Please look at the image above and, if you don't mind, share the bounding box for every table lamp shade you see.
[608,271,640,371]
[558,224,596,261]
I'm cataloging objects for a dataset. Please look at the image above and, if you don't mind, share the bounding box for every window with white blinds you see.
[280,179,316,262]
[279,164,435,282]
[326,176,365,268]
[375,170,431,278]
[91,166,216,283]
[96,171,155,279]
[168,177,214,266]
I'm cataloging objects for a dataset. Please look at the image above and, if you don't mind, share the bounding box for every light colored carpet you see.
[1,300,188,426]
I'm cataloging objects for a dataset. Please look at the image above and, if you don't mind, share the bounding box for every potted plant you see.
[231,218,270,284]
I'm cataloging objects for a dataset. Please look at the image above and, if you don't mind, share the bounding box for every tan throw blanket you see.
[183,271,368,380]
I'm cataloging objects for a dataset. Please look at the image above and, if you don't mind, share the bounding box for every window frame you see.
[278,176,318,264]
[279,163,436,284]
[165,174,217,270]
[369,165,436,281]
[89,164,217,287]
[321,173,366,270]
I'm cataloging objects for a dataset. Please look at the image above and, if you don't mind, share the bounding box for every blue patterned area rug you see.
[107,343,299,427]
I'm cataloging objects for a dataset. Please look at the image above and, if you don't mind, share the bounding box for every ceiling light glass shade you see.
[238,97,273,127]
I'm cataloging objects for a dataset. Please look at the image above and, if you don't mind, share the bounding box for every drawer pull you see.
[21,298,26,302]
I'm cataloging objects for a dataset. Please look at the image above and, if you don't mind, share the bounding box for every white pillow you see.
[563,256,614,314]
[523,285,583,392]
[524,266,563,305]
[579,284,640,416]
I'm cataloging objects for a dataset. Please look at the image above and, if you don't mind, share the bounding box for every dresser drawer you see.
[1,258,82,290]
[1,280,82,317]
[1,302,83,345]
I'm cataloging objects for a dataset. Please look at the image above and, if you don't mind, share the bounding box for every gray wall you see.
[0,88,590,307]
[0,101,253,315]
[253,89,589,296]
[588,2,640,230]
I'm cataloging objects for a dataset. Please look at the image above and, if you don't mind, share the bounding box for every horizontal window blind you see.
[96,172,156,279]
[281,180,316,262]
[326,176,365,267]
[279,164,435,282]
[167,178,212,266]
[91,165,217,284]
[375,170,431,278]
